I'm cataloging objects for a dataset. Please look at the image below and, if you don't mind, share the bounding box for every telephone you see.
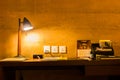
[91,42,114,60]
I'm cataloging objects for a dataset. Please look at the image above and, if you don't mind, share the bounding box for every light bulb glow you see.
[24,33,40,43]
[23,26,33,31]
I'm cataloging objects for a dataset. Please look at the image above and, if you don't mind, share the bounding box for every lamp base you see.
[14,55,27,61]
[14,55,25,58]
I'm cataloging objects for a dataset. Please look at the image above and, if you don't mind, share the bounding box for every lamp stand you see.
[14,17,33,58]
[15,18,24,58]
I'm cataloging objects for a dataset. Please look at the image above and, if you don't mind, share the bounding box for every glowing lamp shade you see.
[22,17,33,31]
[15,17,34,58]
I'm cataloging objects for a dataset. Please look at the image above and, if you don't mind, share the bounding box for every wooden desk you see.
[0,59,120,80]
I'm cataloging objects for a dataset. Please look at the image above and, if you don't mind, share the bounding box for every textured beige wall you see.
[0,0,120,59]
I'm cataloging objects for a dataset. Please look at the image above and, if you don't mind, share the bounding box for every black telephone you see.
[91,43,114,60]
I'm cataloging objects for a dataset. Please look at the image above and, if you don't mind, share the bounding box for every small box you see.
[33,54,43,59]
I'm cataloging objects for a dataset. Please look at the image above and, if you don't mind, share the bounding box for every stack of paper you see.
[1,57,26,61]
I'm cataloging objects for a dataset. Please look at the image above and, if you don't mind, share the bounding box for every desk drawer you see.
[85,66,120,76]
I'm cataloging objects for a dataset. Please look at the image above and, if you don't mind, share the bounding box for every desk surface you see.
[1,59,120,80]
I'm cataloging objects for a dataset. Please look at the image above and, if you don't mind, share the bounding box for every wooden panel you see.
[0,67,4,80]
[85,66,120,76]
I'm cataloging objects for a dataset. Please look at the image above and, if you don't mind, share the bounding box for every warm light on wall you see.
[24,33,40,43]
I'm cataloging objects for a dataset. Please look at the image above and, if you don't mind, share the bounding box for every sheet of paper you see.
[1,57,26,61]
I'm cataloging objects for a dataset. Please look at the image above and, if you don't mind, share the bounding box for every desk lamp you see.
[15,17,33,58]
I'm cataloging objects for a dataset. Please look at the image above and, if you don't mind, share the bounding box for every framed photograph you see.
[77,40,91,49]
[99,40,112,48]
[77,40,91,58]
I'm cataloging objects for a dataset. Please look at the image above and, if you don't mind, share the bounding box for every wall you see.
[0,0,120,59]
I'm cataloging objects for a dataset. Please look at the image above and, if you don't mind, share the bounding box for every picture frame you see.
[99,40,112,48]
[77,40,91,58]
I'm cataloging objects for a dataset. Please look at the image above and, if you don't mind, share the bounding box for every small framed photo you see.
[77,40,91,49]
[99,40,112,48]
[77,40,91,58]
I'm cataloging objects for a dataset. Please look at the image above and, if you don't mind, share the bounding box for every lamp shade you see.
[22,17,33,31]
